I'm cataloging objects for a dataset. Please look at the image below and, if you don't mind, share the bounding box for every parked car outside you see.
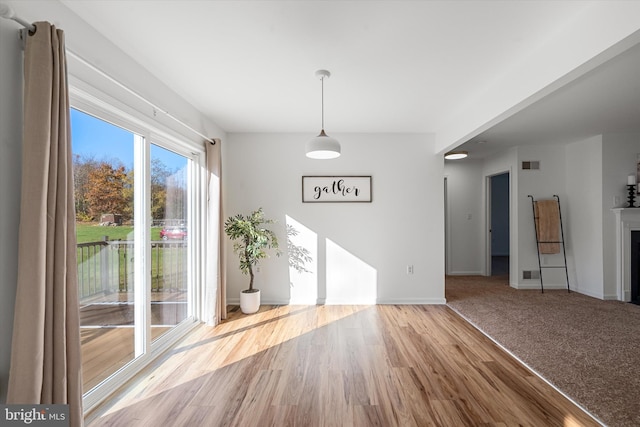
[160,226,187,240]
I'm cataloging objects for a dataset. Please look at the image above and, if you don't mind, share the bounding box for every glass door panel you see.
[150,144,190,341]
[71,108,138,393]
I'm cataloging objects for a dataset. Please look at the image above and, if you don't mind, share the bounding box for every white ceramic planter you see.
[240,289,261,314]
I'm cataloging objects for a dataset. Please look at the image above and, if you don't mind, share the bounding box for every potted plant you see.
[224,208,280,314]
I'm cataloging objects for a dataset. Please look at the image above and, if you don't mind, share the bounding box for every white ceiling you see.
[60,1,640,154]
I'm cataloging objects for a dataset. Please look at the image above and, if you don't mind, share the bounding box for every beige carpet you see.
[446,275,640,427]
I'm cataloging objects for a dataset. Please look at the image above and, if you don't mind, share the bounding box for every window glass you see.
[150,144,190,341]
[72,108,137,392]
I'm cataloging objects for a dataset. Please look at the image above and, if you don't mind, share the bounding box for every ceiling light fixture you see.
[444,150,468,160]
[306,69,341,159]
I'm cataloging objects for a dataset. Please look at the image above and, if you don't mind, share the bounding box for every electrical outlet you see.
[407,265,414,274]
[256,266,261,273]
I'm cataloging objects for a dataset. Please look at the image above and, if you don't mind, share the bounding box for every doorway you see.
[488,172,510,276]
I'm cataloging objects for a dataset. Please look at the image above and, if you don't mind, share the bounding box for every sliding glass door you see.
[70,107,196,395]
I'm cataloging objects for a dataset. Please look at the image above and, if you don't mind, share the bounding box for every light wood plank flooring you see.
[87,305,599,426]
[81,327,170,391]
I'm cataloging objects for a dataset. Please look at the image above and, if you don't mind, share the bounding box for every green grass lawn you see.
[76,223,161,243]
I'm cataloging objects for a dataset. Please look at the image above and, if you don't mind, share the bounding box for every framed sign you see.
[302,176,372,203]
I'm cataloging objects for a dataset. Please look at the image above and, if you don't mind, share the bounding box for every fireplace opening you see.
[632,231,640,305]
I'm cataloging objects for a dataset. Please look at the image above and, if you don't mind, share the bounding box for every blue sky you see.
[70,108,187,171]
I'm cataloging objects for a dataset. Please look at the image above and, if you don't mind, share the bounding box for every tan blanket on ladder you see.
[534,199,560,254]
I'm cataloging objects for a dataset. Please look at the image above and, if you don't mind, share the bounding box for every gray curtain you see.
[7,22,83,427]
[205,139,226,324]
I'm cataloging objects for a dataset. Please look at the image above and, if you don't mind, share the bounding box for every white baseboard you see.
[512,282,567,290]
[377,298,447,305]
[572,288,606,300]
[227,298,291,305]
[227,298,447,305]
[447,270,483,276]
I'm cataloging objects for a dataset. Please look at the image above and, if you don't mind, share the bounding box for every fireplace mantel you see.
[612,208,640,301]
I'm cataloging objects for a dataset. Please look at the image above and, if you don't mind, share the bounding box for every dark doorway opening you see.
[490,173,510,276]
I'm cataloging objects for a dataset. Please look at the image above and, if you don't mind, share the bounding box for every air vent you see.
[522,270,541,280]
[522,161,540,170]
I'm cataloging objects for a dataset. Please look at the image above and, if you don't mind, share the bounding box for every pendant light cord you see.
[321,76,325,130]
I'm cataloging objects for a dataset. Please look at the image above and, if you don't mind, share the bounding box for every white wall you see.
[444,159,484,275]
[0,0,225,402]
[516,145,569,289]
[0,14,23,403]
[224,133,445,304]
[566,135,604,298]
[602,134,640,299]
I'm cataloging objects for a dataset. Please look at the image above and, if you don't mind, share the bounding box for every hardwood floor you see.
[87,305,598,426]
[81,327,171,391]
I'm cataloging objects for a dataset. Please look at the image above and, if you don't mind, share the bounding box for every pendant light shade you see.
[307,70,341,159]
[306,130,341,159]
[444,150,468,160]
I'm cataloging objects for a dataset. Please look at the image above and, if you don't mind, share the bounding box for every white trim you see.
[196,152,210,324]
[227,299,448,306]
[447,270,483,276]
[188,154,203,321]
[485,174,492,276]
[444,175,451,275]
[574,288,606,300]
[133,133,150,358]
[377,298,447,305]
[323,299,379,305]
[612,208,640,301]
[511,283,567,291]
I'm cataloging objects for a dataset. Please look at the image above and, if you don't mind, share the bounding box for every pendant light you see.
[306,69,341,159]
[444,150,468,160]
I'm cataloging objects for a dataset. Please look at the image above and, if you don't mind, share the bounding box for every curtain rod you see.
[0,2,216,145]
[0,3,35,32]
[67,50,215,144]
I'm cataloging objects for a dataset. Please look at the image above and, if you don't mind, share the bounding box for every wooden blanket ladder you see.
[528,195,569,293]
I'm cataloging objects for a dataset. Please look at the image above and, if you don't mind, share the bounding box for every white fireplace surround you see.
[612,208,640,301]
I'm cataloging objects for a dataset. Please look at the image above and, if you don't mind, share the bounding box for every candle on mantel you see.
[628,174,637,186]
